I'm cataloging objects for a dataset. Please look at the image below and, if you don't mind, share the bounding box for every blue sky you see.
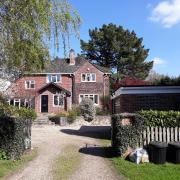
[51,0,180,77]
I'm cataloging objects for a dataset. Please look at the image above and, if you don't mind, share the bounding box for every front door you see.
[41,95,48,113]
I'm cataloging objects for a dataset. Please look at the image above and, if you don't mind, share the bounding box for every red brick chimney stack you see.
[69,49,75,65]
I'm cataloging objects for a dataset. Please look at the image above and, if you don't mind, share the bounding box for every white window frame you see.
[47,74,61,83]
[79,94,99,105]
[6,99,10,105]
[14,99,21,108]
[25,80,35,89]
[81,73,96,82]
[53,94,64,107]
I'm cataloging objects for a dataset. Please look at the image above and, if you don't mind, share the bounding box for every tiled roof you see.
[41,57,110,74]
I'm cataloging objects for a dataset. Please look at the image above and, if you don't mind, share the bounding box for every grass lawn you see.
[111,157,180,180]
[0,148,38,179]
[100,139,180,180]
[53,145,81,180]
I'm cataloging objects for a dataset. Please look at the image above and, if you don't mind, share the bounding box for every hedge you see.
[0,105,36,159]
[111,113,145,155]
[138,110,180,127]
[0,104,37,120]
[0,117,32,160]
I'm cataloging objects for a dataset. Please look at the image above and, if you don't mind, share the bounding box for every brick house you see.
[7,50,110,114]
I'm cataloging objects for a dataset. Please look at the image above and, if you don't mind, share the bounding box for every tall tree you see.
[81,23,153,79]
[0,0,81,73]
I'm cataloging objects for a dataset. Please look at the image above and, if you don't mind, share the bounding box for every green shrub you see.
[67,105,81,124]
[100,95,111,111]
[0,117,32,160]
[0,104,34,160]
[49,106,81,124]
[67,110,76,124]
[96,107,110,116]
[56,111,69,117]
[0,150,7,160]
[80,98,95,122]
[71,105,81,116]
[138,110,180,127]
[0,104,37,120]
[48,115,59,123]
[111,113,145,155]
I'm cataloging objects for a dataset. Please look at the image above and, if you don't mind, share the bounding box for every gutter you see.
[24,73,74,75]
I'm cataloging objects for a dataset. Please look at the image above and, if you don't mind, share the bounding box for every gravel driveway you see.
[6,125,121,180]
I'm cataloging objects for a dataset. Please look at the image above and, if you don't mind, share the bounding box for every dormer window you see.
[47,74,61,83]
[25,80,35,89]
[81,73,96,82]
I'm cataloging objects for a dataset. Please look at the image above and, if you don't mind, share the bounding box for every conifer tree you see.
[81,23,153,79]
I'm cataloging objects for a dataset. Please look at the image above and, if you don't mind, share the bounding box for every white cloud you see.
[149,0,180,28]
[153,57,167,65]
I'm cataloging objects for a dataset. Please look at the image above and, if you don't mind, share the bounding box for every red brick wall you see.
[114,93,180,113]
[11,74,72,97]
[35,86,70,113]
[10,74,72,113]
[74,62,110,108]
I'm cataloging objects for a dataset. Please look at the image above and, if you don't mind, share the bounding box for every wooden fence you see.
[138,127,180,146]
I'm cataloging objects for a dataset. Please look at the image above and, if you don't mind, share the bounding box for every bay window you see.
[79,94,99,105]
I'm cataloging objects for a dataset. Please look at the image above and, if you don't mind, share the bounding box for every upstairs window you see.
[47,74,61,83]
[81,73,96,82]
[25,80,35,89]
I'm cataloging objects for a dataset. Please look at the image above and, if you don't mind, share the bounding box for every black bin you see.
[149,141,168,164]
[168,142,180,164]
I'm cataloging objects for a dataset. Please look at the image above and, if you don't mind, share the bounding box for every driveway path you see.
[7,125,121,180]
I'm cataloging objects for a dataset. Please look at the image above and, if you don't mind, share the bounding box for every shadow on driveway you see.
[60,125,111,140]
[79,145,117,158]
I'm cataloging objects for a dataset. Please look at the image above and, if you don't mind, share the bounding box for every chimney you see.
[69,49,75,65]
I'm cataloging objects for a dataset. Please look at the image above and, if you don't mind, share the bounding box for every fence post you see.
[159,127,162,142]
[167,127,170,143]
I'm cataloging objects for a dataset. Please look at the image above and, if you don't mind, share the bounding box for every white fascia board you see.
[25,73,74,75]
[112,86,180,99]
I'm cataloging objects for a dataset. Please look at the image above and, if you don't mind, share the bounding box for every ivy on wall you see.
[111,113,145,155]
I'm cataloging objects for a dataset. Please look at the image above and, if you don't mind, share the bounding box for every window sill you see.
[47,81,61,84]
[81,81,96,82]
[53,105,64,107]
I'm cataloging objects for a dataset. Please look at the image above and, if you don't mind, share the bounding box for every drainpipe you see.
[71,74,75,104]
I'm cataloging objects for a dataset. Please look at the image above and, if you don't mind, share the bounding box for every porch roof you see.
[38,82,71,96]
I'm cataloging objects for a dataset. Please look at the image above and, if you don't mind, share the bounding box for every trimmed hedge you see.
[0,104,37,120]
[0,117,32,160]
[138,110,180,127]
[0,105,36,159]
[111,113,145,155]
